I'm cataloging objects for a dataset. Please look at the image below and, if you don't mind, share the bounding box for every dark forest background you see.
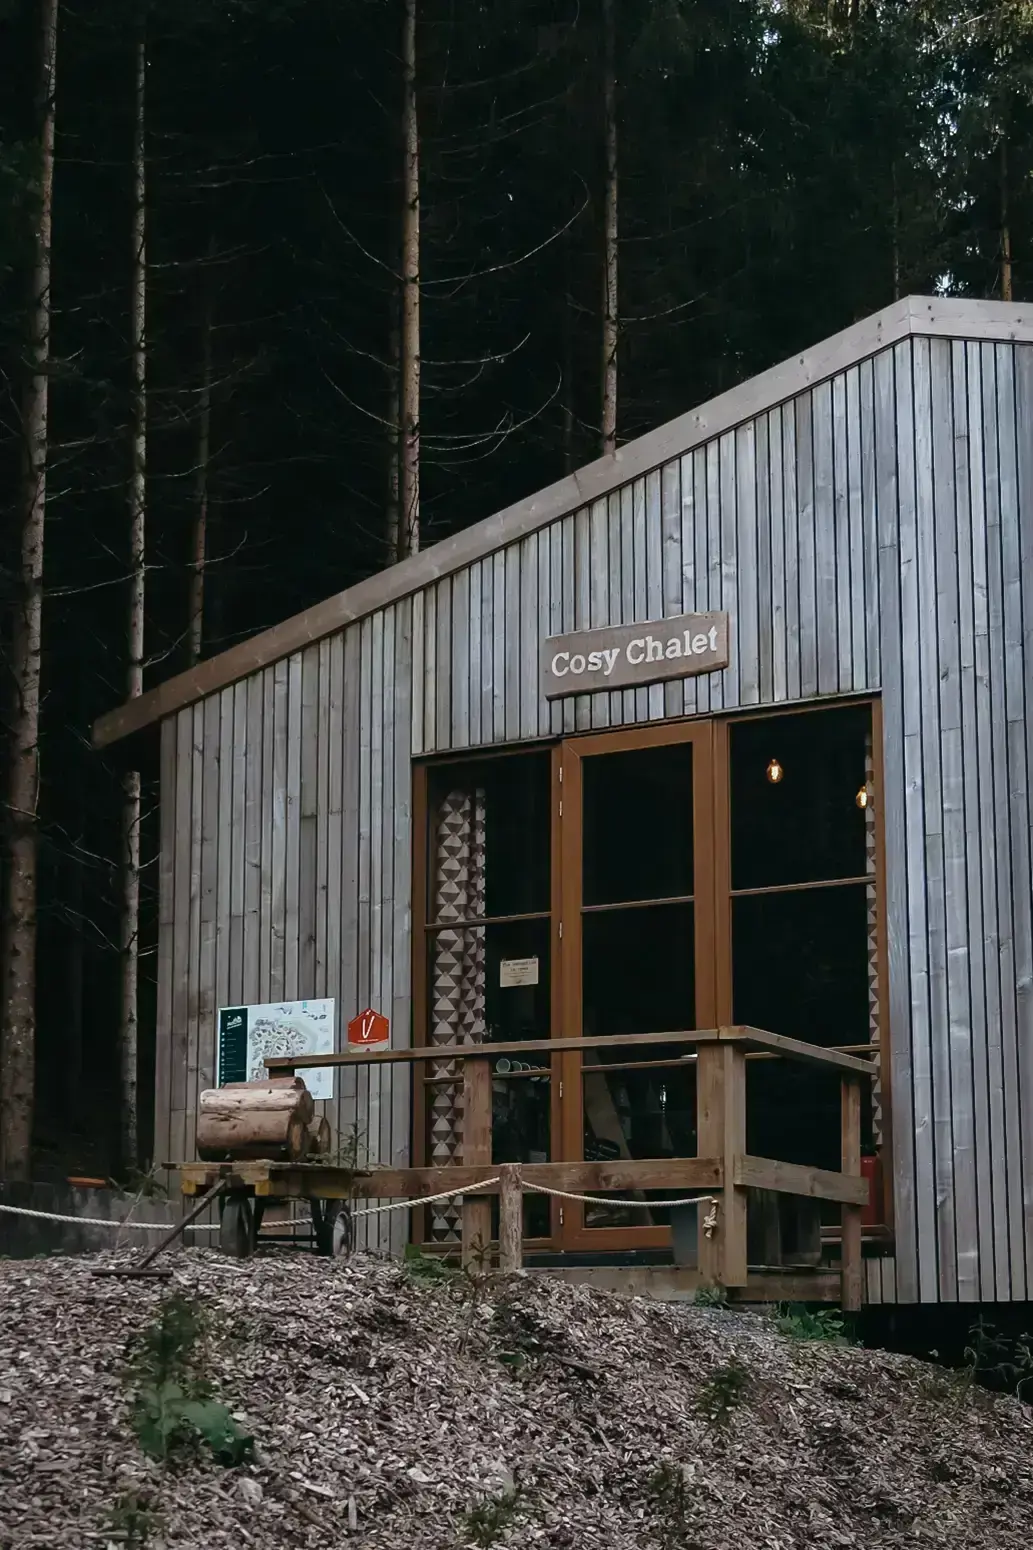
[2,0,1032,1181]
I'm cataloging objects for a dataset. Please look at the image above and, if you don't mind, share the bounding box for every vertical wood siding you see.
[156,337,1033,1298]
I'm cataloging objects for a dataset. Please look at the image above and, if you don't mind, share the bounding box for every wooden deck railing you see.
[268,1026,875,1309]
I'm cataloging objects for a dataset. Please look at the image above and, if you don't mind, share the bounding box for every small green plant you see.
[647,1463,689,1549]
[402,1243,458,1283]
[692,1284,729,1309]
[126,1294,251,1465]
[962,1319,1033,1401]
[462,1486,521,1546]
[103,1490,162,1547]
[774,1303,850,1344]
[697,1361,752,1428]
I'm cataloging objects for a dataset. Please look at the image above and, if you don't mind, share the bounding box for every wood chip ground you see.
[1,1250,1032,1548]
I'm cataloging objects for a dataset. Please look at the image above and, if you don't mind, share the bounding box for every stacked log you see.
[307,1114,331,1157]
[197,1077,315,1161]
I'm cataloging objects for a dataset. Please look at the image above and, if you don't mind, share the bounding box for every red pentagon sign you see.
[347,1007,390,1047]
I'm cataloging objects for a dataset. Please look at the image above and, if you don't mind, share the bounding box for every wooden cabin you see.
[94,296,1033,1306]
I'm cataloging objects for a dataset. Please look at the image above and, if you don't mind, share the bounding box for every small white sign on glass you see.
[500,957,539,988]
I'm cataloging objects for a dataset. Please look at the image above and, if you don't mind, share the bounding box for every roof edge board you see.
[92,295,1033,749]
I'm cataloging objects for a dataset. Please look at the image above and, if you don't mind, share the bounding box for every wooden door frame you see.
[555,719,718,1251]
[410,694,890,1251]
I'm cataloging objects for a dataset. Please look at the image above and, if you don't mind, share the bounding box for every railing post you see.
[462,1054,492,1269]
[840,1075,862,1312]
[696,1037,747,1288]
[498,1163,523,1272]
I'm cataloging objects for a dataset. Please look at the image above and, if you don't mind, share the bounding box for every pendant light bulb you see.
[856,785,869,810]
[766,757,783,785]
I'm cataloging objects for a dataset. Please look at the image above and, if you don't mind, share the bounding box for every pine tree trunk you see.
[600,0,618,457]
[120,21,146,1175]
[1001,137,1013,303]
[386,314,402,562]
[562,232,575,474]
[1,0,58,1182]
[188,282,213,665]
[399,0,420,557]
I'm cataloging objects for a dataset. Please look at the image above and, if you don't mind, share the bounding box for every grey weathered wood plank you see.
[227,684,247,1007]
[298,644,319,1000]
[213,691,233,1021]
[169,707,195,1169]
[896,338,939,1303]
[505,546,521,743]
[948,340,989,1300]
[390,599,414,1252]
[915,336,958,1301]
[873,341,918,1304]
[705,441,723,712]
[313,639,331,1001]
[831,371,853,692]
[795,392,818,699]
[717,435,737,710]
[574,502,592,730]
[932,337,980,1301]
[284,653,303,1001]
[492,550,506,742]
[153,716,178,1177]
[994,341,1030,1300]
[661,460,683,719]
[858,357,879,688]
[467,560,482,748]
[627,480,645,725]
[435,577,452,753]
[451,566,470,750]
[520,534,539,740]
[755,414,773,705]
[763,411,785,707]
[422,582,437,754]
[780,405,801,703]
[1013,341,1033,1292]
[481,557,495,747]
[736,423,759,706]
[190,696,219,1164]
[410,589,425,759]
[645,470,665,722]
[537,526,552,739]
[269,660,289,1000]
[588,497,610,730]
[558,513,575,735]
[242,673,263,1005]
[339,623,362,1156]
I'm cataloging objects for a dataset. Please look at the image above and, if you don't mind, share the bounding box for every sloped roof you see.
[92,295,1033,748]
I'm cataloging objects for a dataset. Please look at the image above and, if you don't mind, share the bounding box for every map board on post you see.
[216,999,336,1099]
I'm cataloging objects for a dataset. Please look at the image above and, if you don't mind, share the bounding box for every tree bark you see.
[188,279,214,665]
[399,0,420,556]
[197,1079,315,1161]
[600,0,618,457]
[1000,136,1013,303]
[386,314,402,561]
[1,0,58,1183]
[119,20,146,1175]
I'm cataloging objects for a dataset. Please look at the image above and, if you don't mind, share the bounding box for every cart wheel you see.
[331,1204,354,1259]
[310,1199,334,1257]
[219,1196,254,1258]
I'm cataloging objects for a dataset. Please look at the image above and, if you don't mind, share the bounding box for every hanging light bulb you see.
[856,784,870,810]
[766,757,784,785]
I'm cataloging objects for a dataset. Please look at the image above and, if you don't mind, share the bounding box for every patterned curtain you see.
[428,786,487,1242]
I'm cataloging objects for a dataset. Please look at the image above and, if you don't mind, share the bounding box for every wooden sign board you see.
[347,1008,390,1047]
[541,611,729,700]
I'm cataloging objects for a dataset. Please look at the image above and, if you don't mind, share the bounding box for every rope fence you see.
[0,1175,720,1235]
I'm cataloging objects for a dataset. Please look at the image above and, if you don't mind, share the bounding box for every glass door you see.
[557,722,717,1250]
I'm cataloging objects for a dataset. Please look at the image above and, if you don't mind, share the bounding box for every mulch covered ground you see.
[1,1249,1031,1549]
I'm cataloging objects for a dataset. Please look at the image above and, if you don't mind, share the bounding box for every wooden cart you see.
[177,1161,370,1259]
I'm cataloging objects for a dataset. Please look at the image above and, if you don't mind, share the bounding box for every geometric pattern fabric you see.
[428,785,486,1241]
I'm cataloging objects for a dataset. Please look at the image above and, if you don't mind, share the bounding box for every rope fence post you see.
[498,1164,523,1272]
